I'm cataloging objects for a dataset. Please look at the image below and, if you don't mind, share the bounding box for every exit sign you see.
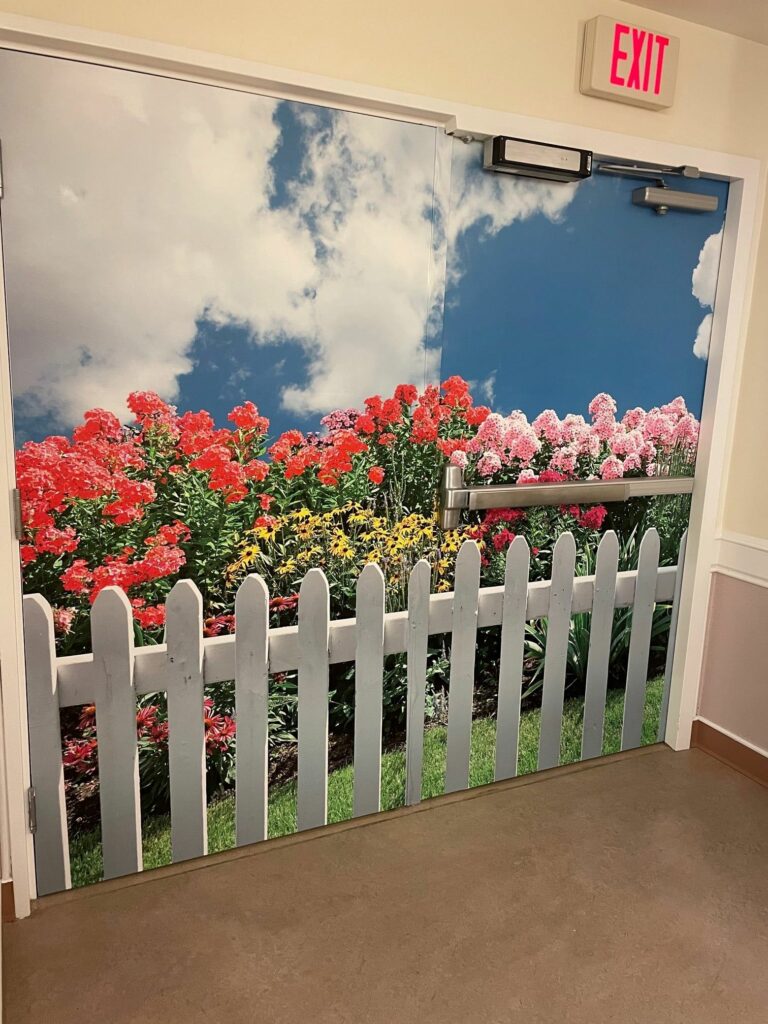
[580,15,679,110]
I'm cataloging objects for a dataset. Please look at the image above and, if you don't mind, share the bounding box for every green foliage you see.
[522,523,679,700]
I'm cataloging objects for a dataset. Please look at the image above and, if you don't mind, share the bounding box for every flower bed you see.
[16,376,697,823]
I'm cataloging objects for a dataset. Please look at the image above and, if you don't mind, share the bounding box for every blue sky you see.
[0,49,726,445]
[441,161,727,418]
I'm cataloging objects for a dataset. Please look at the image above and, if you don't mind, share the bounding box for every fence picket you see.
[581,531,620,761]
[353,563,386,818]
[235,574,270,846]
[24,522,684,896]
[538,532,577,771]
[621,528,661,750]
[165,579,207,862]
[445,541,482,794]
[658,530,688,742]
[91,587,142,880]
[297,569,330,831]
[405,560,430,806]
[494,537,530,781]
[23,595,71,895]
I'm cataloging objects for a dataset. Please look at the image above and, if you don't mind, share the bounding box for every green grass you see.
[70,678,663,888]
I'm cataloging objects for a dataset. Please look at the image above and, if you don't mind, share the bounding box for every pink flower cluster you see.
[463,412,542,477]
[464,393,698,484]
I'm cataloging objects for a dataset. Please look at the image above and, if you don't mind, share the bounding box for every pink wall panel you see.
[698,572,768,753]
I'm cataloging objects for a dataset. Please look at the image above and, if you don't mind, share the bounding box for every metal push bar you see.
[438,465,695,530]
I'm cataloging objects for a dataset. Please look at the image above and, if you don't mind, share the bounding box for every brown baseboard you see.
[2,880,15,923]
[691,720,768,789]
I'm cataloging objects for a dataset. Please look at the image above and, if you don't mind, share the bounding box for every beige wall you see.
[2,0,768,540]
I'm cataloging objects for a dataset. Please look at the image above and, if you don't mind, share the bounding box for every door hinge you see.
[27,787,37,834]
[12,488,23,540]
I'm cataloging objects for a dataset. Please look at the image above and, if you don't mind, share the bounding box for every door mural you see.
[0,50,726,884]
[442,137,726,419]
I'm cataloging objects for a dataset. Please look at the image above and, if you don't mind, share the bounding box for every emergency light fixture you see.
[483,136,592,183]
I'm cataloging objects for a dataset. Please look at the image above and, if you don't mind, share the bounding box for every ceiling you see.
[632,0,768,46]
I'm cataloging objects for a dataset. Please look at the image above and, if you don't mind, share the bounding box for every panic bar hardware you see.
[438,465,694,530]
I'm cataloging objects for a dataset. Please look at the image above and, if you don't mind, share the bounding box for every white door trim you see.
[712,532,768,589]
[0,194,35,919]
[0,10,761,915]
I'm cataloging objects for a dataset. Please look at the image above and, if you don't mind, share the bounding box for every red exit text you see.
[610,22,671,96]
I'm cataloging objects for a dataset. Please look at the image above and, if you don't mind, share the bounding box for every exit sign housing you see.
[580,15,679,110]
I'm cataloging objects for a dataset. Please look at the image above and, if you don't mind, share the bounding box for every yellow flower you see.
[436,580,452,592]
[297,546,322,564]
[348,508,372,525]
[442,532,461,554]
[330,530,355,559]
[254,521,280,541]
[296,521,316,541]
[361,523,386,542]
[277,558,297,576]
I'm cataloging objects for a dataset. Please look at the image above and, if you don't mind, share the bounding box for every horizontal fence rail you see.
[24,528,686,896]
[438,464,695,529]
[48,566,680,707]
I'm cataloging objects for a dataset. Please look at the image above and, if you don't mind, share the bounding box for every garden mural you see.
[0,49,727,873]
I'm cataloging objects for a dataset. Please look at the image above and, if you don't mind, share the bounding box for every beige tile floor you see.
[5,745,768,1023]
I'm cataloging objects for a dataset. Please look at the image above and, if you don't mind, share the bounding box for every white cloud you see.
[0,51,318,429]
[0,51,580,431]
[693,313,714,360]
[445,141,578,285]
[691,228,723,360]
[478,371,497,404]
[279,111,446,414]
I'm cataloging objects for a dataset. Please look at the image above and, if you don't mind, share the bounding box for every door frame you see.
[0,11,761,917]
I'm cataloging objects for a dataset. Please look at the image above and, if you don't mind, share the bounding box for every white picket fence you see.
[24,527,686,896]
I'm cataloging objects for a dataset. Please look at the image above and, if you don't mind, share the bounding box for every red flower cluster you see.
[203,614,236,637]
[60,528,187,606]
[203,698,237,753]
[474,508,528,556]
[17,392,255,567]
[128,391,177,425]
[483,508,527,527]
[269,427,369,487]
[62,737,98,774]
[58,520,188,614]
[475,500,608,557]
[16,418,148,564]
[577,505,608,531]
[64,696,237,795]
[131,601,166,630]
[409,378,489,445]
[102,478,156,525]
[264,376,491,489]
[18,391,276,632]
[228,400,269,434]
